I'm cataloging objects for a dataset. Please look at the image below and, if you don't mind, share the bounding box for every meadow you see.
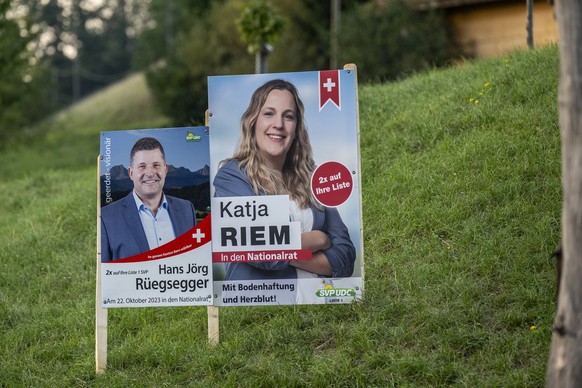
[0,45,560,386]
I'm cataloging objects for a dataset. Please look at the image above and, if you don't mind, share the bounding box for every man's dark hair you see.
[130,137,166,165]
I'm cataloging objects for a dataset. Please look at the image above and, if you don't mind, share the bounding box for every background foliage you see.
[339,0,455,83]
[143,0,456,125]
[1,0,457,134]
[145,0,253,126]
[237,0,286,55]
[0,0,50,147]
[25,0,150,106]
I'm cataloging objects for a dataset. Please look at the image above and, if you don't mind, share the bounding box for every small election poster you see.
[99,127,213,307]
[208,69,363,306]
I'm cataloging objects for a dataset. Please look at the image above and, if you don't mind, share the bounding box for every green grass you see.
[0,45,560,386]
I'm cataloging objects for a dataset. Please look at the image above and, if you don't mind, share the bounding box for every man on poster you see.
[101,137,197,261]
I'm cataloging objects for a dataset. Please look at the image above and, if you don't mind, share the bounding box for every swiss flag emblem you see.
[319,70,341,111]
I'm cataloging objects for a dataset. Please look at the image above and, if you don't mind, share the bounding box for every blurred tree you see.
[133,0,216,70]
[267,0,332,71]
[23,0,150,109]
[339,0,454,83]
[237,0,285,73]
[145,0,252,125]
[140,0,455,124]
[0,0,50,147]
[142,0,342,124]
[262,0,365,72]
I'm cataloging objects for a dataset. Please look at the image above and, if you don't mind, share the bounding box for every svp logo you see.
[315,282,356,298]
[186,132,202,142]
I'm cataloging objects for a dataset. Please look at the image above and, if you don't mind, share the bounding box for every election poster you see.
[98,127,213,307]
[208,69,363,306]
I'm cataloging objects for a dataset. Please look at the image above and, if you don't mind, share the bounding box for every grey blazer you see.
[213,160,355,280]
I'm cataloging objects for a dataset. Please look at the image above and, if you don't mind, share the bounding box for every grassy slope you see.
[4,72,170,180]
[0,46,560,386]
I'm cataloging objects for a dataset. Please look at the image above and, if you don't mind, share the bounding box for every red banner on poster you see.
[319,70,341,111]
[112,216,211,263]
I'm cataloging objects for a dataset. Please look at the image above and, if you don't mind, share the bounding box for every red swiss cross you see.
[319,70,341,111]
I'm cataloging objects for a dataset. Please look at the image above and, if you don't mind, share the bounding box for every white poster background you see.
[216,277,362,306]
[101,242,212,308]
[212,195,302,252]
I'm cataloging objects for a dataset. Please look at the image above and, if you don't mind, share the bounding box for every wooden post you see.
[526,0,534,48]
[546,0,582,385]
[96,157,108,373]
[205,110,220,345]
[330,0,341,69]
[343,63,365,292]
[207,305,219,345]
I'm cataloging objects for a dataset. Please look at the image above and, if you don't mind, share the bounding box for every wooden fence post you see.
[96,156,108,373]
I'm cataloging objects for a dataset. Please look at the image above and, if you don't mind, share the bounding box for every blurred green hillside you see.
[0,45,561,386]
[4,72,171,180]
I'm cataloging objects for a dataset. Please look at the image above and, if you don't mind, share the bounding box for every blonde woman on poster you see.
[213,79,355,281]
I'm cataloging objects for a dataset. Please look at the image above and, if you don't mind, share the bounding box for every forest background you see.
[1,0,455,145]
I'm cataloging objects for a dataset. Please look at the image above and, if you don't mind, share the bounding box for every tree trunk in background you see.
[526,0,534,48]
[255,45,271,74]
[72,1,81,102]
[546,0,582,386]
[330,0,341,69]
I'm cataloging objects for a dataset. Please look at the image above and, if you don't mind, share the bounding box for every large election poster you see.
[208,69,363,306]
[98,127,213,307]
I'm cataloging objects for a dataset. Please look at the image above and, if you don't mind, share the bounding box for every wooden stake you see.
[96,156,108,373]
[343,63,365,293]
[207,306,219,345]
[205,110,220,345]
